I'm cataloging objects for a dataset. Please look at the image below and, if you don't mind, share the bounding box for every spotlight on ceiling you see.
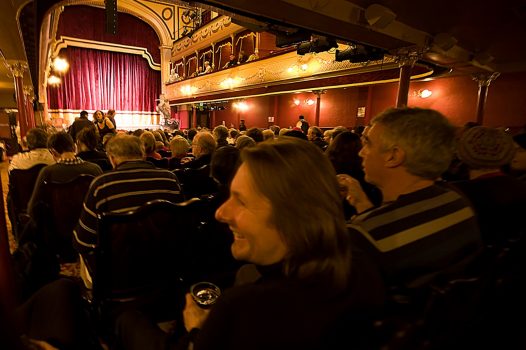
[275,30,311,48]
[335,44,385,63]
[296,35,338,55]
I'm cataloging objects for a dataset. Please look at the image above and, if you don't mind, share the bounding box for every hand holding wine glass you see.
[336,174,373,214]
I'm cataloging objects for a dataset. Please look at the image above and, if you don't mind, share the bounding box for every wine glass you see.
[190,282,221,309]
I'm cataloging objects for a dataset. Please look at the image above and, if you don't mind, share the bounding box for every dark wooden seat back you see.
[94,198,203,301]
[8,164,47,238]
[175,164,217,199]
[41,174,95,262]
[146,157,169,169]
[88,158,112,171]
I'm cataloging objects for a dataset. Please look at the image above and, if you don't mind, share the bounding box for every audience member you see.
[237,50,247,64]
[283,129,307,140]
[278,128,290,137]
[262,129,274,142]
[27,132,103,224]
[451,126,526,246]
[140,131,162,160]
[222,54,237,69]
[340,108,482,288]
[68,110,94,141]
[212,125,229,148]
[93,110,115,139]
[182,132,216,169]
[245,128,263,143]
[187,128,198,143]
[307,126,328,150]
[169,135,190,169]
[73,134,183,287]
[269,125,280,136]
[323,129,333,144]
[227,128,239,145]
[76,127,111,171]
[296,115,309,135]
[106,109,117,130]
[203,61,212,74]
[115,137,384,350]
[326,131,382,218]
[238,120,247,132]
[235,135,256,150]
[8,128,55,172]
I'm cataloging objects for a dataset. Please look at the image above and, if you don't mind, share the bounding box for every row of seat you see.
[374,236,526,349]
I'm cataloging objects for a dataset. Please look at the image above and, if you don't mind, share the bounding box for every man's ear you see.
[384,146,405,168]
[108,154,117,169]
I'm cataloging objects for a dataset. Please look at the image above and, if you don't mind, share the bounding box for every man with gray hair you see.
[8,127,55,172]
[73,134,183,286]
[339,107,482,288]
[182,131,217,169]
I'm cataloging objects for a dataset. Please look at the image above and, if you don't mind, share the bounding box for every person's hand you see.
[336,174,373,214]
[180,156,193,164]
[183,293,210,332]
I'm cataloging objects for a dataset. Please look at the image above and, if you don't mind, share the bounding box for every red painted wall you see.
[191,71,526,131]
[368,72,526,129]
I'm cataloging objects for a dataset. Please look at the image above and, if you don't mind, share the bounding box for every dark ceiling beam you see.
[193,0,413,50]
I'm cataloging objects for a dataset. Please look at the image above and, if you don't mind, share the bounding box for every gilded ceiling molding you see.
[171,16,243,58]
[7,60,28,78]
[58,0,173,46]
[54,36,161,70]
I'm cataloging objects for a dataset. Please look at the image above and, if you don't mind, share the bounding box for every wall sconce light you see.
[293,99,301,106]
[180,85,197,96]
[47,75,61,86]
[220,77,242,89]
[52,57,69,73]
[414,89,433,98]
[305,98,315,105]
[233,101,248,112]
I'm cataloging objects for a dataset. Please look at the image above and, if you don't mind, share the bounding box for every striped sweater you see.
[347,185,482,287]
[73,161,183,259]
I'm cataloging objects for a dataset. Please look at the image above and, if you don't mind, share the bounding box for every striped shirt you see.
[73,161,183,259]
[347,185,482,287]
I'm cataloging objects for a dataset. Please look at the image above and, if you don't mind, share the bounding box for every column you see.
[472,72,500,125]
[160,45,172,91]
[8,61,29,139]
[395,51,419,108]
[313,90,326,126]
[192,105,197,128]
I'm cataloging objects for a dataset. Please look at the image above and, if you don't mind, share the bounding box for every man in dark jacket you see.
[68,110,94,141]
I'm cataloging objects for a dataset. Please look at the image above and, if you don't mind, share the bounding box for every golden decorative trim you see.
[54,36,161,70]
[172,16,243,57]
[165,47,434,104]
[7,61,28,78]
[166,47,403,99]
[472,72,500,87]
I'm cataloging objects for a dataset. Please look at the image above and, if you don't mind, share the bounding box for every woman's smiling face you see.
[215,163,288,265]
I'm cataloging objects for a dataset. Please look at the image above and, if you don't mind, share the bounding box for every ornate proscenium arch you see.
[39,0,176,102]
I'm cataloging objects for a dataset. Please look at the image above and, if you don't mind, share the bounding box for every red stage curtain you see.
[47,47,160,112]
